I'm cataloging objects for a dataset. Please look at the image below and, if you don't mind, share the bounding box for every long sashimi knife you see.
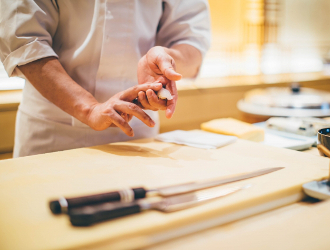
[49,167,283,214]
[69,184,252,226]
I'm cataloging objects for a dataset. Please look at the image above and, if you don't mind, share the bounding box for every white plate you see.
[303,180,330,200]
[254,122,316,150]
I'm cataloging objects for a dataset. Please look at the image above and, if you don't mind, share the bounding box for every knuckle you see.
[103,108,110,114]
[118,119,126,127]
[128,103,139,112]
[107,112,116,121]
[132,86,139,92]
[142,113,150,121]
[111,102,119,109]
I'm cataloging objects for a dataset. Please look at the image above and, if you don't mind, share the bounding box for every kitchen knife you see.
[49,167,283,214]
[69,184,251,226]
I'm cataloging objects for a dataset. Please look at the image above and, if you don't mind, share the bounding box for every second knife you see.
[69,184,252,226]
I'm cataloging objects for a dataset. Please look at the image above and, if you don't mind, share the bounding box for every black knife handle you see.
[69,201,142,226]
[49,187,146,214]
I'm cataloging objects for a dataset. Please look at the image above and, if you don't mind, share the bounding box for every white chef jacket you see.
[0,0,211,157]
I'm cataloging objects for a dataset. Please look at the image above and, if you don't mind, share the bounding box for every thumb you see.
[164,68,182,81]
[157,55,182,81]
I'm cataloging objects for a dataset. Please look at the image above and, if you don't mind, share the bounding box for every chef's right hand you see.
[137,46,181,119]
[86,82,162,136]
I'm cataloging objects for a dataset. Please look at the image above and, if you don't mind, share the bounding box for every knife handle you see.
[69,201,142,226]
[49,187,146,214]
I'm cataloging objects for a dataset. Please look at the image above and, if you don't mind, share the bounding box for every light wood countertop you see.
[148,197,330,250]
[0,90,21,111]
[0,138,328,249]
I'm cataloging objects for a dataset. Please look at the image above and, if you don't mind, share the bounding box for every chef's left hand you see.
[137,46,182,118]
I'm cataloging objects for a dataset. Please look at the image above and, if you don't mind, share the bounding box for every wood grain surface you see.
[0,138,328,249]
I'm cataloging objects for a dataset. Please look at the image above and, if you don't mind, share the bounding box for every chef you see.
[0,0,211,157]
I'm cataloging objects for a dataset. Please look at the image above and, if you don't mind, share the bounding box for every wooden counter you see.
[0,90,21,153]
[0,138,328,249]
[148,197,330,250]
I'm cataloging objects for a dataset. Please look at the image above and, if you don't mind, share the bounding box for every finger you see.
[118,112,133,123]
[153,75,172,85]
[108,111,134,136]
[127,114,133,122]
[138,91,158,111]
[121,82,162,101]
[146,89,167,110]
[120,113,130,123]
[115,102,156,128]
[156,54,182,81]
[165,80,178,119]
[164,68,182,81]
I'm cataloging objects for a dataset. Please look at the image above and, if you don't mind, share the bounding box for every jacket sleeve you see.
[156,0,211,57]
[0,0,59,77]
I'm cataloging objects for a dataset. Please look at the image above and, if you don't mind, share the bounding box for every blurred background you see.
[204,0,330,77]
[1,0,330,158]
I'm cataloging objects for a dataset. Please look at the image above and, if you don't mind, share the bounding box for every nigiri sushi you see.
[157,88,173,100]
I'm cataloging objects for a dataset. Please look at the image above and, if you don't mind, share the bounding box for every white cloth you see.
[0,0,211,157]
[155,130,237,149]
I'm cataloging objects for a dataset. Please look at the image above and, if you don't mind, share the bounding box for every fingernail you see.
[166,109,173,119]
[128,128,134,137]
[150,120,155,127]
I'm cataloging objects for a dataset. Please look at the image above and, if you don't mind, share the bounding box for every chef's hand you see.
[86,82,163,136]
[137,46,182,119]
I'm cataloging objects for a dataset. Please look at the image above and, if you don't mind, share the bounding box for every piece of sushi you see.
[157,88,173,100]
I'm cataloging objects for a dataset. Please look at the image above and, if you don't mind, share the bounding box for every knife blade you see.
[49,167,283,214]
[69,184,251,226]
[155,167,282,196]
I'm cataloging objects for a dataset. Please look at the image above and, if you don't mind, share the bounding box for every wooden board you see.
[147,199,330,250]
[0,139,328,249]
